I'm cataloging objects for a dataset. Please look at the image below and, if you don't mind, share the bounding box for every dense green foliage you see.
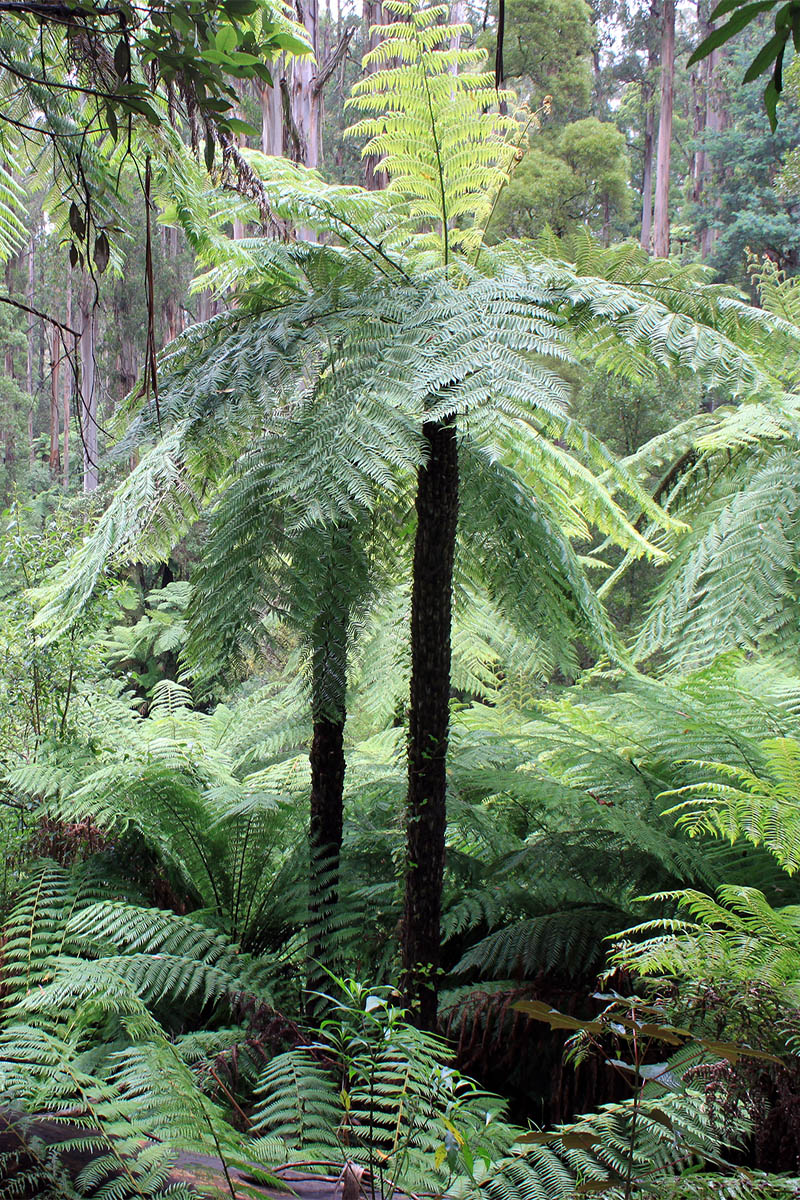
[1,0,800,1197]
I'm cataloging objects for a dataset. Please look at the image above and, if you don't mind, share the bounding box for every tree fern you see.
[29,684,312,957]
[614,884,800,994]
[0,854,290,1195]
[596,261,800,672]
[634,444,800,671]
[431,656,800,997]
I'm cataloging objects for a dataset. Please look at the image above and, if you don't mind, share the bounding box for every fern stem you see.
[408,20,449,267]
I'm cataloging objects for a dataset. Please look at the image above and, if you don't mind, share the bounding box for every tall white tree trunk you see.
[288,0,320,168]
[640,1,659,252]
[260,63,285,157]
[653,0,675,258]
[700,47,723,258]
[162,224,183,339]
[640,102,655,250]
[49,322,60,478]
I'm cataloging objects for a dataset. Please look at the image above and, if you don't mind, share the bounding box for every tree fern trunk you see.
[308,704,346,969]
[403,419,459,1030]
[306,531,349,1000]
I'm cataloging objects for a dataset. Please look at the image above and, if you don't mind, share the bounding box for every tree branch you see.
[0,294,80,338]
[313,26,356,96]
[0,1,122,17]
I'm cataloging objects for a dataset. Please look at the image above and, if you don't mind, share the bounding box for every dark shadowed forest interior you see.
[2,0,800,1197]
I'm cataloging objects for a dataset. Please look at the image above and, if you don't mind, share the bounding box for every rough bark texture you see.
[653,0,675,258]
[306,561,349,998]
[403,420,459,1031]
[308,713,346,946]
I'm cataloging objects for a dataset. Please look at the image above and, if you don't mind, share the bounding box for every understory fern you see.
[613,721,800,1000]
[0,855,287,1197]
[249,982,742,1200]
[434,655,800,995]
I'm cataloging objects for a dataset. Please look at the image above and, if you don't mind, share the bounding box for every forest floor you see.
[0,1111,372,1200]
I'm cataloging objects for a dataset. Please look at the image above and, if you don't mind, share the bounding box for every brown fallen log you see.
[0,1110,378,1200]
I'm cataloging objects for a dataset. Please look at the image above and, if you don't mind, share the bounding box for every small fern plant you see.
[251,978,503,1196]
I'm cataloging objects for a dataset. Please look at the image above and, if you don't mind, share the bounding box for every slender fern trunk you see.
[308,661,346,970]
[306,526,350,1000]
[403,419,459,1030]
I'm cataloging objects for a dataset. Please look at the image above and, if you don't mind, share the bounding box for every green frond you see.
[252,1050,342,1154]
[452,907,626,979]
[31,430,205,643]
[250,988,740,1200]
[0,153,27,263]
[615,884,800,995]
[346,0,525,261]
[663,735,800,874]
[634,446,800,670]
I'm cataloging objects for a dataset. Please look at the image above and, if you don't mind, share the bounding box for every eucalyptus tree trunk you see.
[403,419,459,1030]
[161,225,182,341]
[287,0,321,169]
[640,100,655,251]
[699,45,723,259]
[653,0,675,258]
[260,64,284,157]
[3,258,13,380]
[690,1,707,206]
[26,238,34,468]
[640,3,659,252]
[2,259,16,475]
